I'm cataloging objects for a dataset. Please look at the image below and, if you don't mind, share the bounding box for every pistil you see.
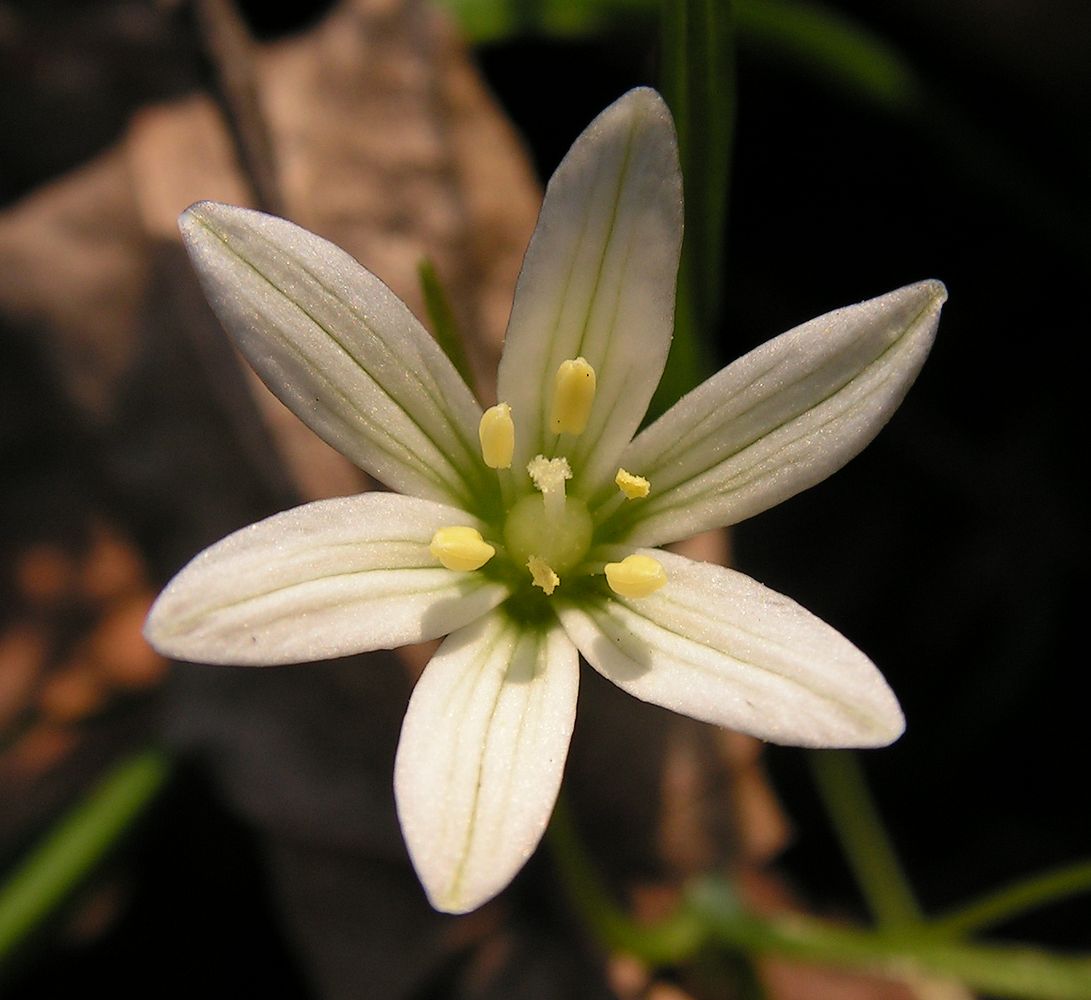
[527,455,572,523]
[505,457,592,596]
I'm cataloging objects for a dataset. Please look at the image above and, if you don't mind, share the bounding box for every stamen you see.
[527,454,571,521]
[479,403,515,469]
[615,468,650,500]
[430,526,495,572]
[605,554,667,598]
[550,357,596,435]
[527,556,560,595]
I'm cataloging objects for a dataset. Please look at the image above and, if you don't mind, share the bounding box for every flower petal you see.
[144,493,508,665]
[609,281,946,546]
[394,614,578,913]
[559,549,903,748]
[179,202,490,511]
[497,88,682,494]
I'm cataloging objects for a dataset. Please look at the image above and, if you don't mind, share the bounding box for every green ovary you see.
[503,494,592,577]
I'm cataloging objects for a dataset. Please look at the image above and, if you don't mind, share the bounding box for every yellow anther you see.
[615,468,650,500]
[430,526,495,572]
[527,556,560,596]
[550,357,596,435]
[605,554,667,598]
[479,402,515,469]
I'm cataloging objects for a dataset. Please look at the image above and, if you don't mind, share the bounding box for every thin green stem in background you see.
[545,789,706,964]
[548,797,1091,1000]
[0,748,172,965]
[651,0,735,418]
[929,859,1091,940]
[687,878,1091,1000]
[734,0,921,113]
[807,749,921,928]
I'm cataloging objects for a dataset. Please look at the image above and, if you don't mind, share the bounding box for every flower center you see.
[503,493,592,582]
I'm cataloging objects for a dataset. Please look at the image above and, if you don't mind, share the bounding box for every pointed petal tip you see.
[426,883,496,916]
[797,669,907,749]
[907,277,947,312]
[615,84,670,116]
[832,700,906,750]
[141,594,169,655]
[141,584,197,662]
[763,662,906,750]
[177,199,224,236]
[923,277,948,304]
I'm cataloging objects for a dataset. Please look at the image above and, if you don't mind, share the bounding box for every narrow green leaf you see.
[735,0,923,113]
[417,257,478,400]
[0,749,171,964]
[652,0,735,418]
[928,859,1091,940]
[432,0,655,43]
[434,0,920,119]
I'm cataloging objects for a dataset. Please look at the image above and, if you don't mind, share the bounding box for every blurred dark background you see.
[2,0,1089,995]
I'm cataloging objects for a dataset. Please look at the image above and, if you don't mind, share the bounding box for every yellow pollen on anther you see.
[479,403,515,469]
[429,526,495,572]
[615,468,650,499]
[550,357,596,435]
[527,556,560,595]
[605,554,667,598]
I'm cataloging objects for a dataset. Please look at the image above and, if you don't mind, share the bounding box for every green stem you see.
[547,796,1091,1000]
[928,859,1091,940]
[807,749,921,928]
[0,748,172,963]
[689,890,1091,1000]
[545,790,705,964]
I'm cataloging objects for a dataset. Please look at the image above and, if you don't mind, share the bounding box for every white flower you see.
[145,88,945,914]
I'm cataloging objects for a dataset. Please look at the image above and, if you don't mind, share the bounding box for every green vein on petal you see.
[608,280,945,546]
[496,88,683,496]
[394,614,578,913]
[559,548,903,748]
[180,202,491,512]
[144,493,508,665]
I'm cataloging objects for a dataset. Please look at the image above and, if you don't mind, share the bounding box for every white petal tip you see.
[920,277,948,303]
[178,199,224,239]
[906,277,948,318]
[837,705,906,750]
[775,676,906,750]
